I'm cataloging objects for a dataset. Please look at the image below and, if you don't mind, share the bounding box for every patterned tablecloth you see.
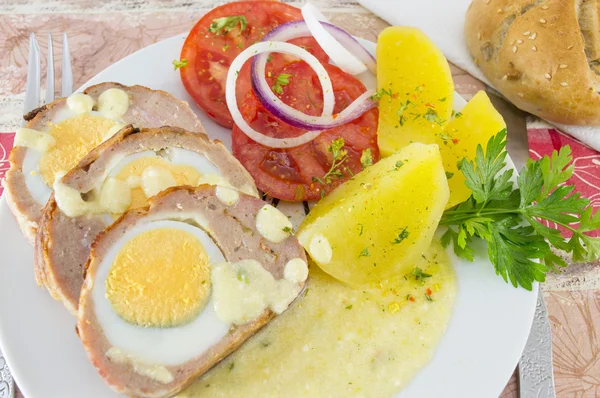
[0,1,599,397]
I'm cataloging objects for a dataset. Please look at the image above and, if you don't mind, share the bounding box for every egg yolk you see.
[106,227,212,328]
[115,157,202,210]
[39,114,117,186]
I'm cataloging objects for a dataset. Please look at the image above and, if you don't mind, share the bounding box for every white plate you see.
[0,34,537,398]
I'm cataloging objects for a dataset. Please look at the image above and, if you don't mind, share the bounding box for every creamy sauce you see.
[54,175,131,217]
[97,88,130,118]
[178,240,456,398]
[66,93,95,114]
[211,259,307,326]
[215,186,240,206]
[14,127,56,152]
[255,205,293,243]
[307,234,332,264]
[106,347,174,384]
[141,166,177,198]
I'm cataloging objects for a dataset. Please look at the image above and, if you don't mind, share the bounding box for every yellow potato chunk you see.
[376,26,454,158]
[297,143,449,286]
[442,91,507,208]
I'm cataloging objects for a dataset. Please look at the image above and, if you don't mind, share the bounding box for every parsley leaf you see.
[208,16,248,35]
[441,130,600,290]
[282,226,294,235]
[272,73,292,95]
[172,59,188,70]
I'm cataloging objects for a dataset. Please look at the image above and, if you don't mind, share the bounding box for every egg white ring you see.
[100,149,222,224]
[106,148,220,179]
[92,220,229,365]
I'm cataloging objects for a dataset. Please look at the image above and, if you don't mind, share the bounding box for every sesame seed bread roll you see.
[465,0,600,125]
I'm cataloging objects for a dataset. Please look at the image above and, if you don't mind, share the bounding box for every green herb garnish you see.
[371,88,394,101]
[345,304,353,310]
[172,59,188,70]
[282,226,294,235]
[392,227,410,244]
[208,15,248,35]
[411,267,432,283]
[445,171,455,179]
[441,129,600,290]
[313,138,348,186]
[360,148,374,169]
[272,73,292,95]
[359,247,370,258]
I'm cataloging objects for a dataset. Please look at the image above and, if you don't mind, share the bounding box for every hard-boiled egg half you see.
[5,82,203,244]
[36,126,258,315]
[77,185,308,398]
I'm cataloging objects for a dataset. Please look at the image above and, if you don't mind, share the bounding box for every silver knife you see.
[487,90,556,398]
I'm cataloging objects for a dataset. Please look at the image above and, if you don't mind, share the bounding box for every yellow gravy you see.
[178,239,456,398]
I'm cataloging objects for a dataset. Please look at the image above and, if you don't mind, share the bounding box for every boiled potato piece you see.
[442,91,506,208]
[297,143,449,286]
[376,26,454,157]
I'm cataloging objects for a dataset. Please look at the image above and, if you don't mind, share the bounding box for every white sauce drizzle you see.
[308,234,333,264]
[66,93,95,114]
[211,259,304,325]
[255,205,293,243]
[98,88,130,119]
[14,128,56,152]
[215,186,240,206]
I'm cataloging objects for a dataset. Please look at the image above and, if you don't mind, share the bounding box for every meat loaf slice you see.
[5,82,204,244]
[78,185,307,398]
[36,126,257,315]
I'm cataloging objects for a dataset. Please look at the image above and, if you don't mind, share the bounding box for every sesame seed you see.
[559,64,568,68]
[545,73,552,79]
[513,46,518,53]
[561,82,568,87]
[477,32,481,40]
[524,31,531,36]
[530,33,537,40]
[532,45,537,51]
[540,18,547,24]
[541,5,549,9]
[517,39,524,44]
[517,93,524,97]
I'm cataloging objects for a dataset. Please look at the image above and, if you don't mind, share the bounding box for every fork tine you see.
[23,33,41,118]
[61,33,73,97]
[44,33,55,104]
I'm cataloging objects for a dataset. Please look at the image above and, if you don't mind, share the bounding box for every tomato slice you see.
[232,62,379,201]
[180,1,328,128]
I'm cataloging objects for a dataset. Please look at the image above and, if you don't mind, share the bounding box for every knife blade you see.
[486,89,556,398]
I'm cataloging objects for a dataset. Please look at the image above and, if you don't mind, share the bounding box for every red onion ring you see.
[251,20,377,131]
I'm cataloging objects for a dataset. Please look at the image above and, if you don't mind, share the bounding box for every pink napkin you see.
[528,128,600,238]
[0,133,14,197]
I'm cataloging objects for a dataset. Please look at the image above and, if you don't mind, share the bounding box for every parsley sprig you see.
[208,16,248,35]
[272,73,292,95]
[313,138,348,186]
[441,129,600,290]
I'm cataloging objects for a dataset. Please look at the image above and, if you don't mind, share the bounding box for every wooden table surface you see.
[1,1,599,397]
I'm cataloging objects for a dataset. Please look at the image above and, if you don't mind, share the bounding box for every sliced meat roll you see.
[36,125,257,315]
[77,185,308,398]
[5,82,203,244]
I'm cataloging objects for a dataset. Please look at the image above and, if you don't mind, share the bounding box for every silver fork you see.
[0,31,73,398]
